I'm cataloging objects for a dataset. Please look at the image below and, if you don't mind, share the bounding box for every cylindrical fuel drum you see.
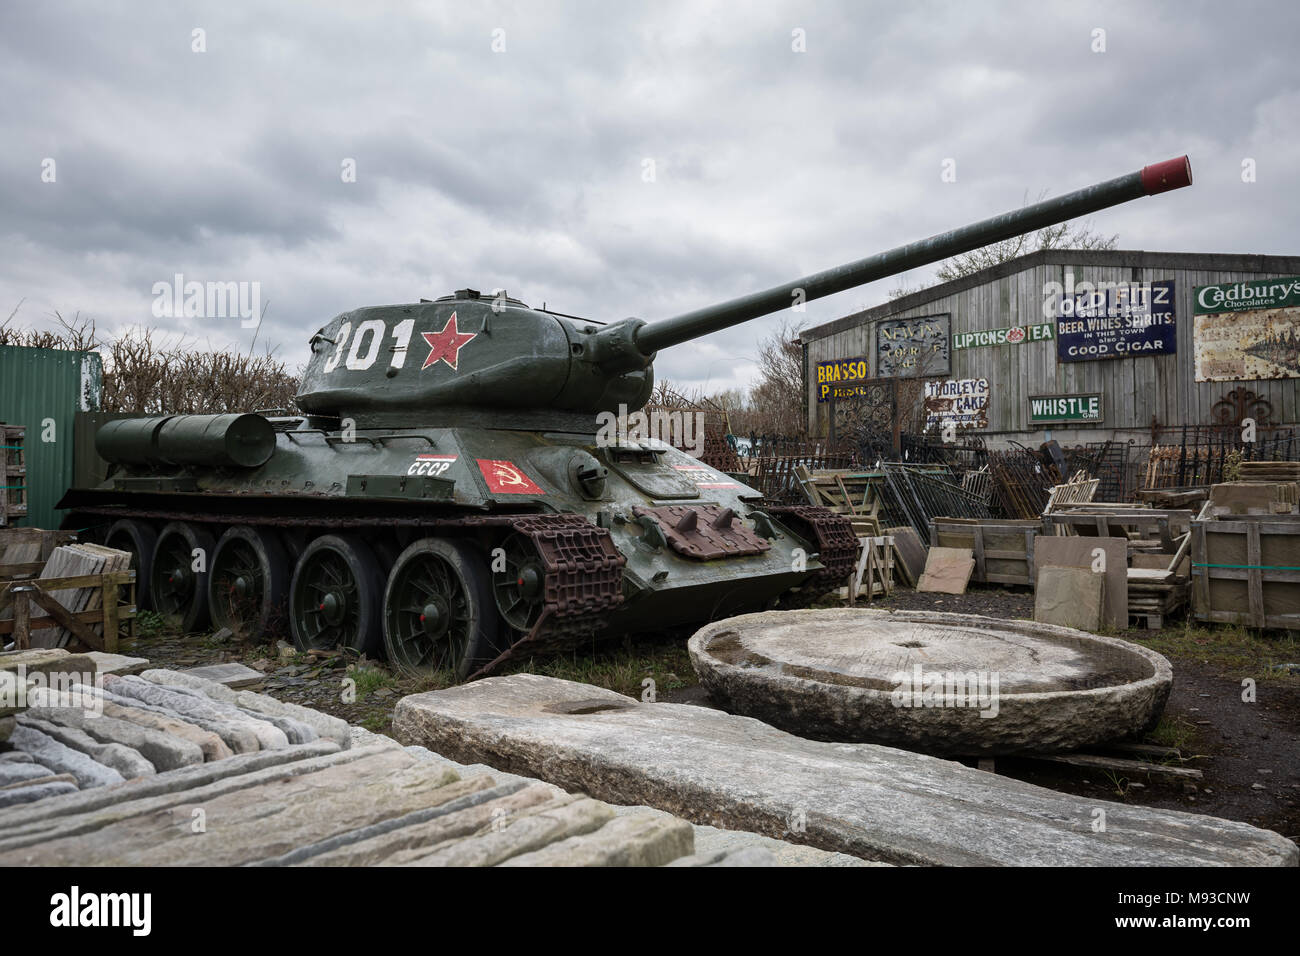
[155,414,276,468]
[94,416,172,465]
[96,413,275,468]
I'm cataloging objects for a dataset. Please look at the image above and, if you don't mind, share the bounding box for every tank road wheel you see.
[104,519,158,611]
[289,534,383,655]
[208,525,288,644]
[492,532,547,632]
[150,522,216,632]
[382,538,501,681]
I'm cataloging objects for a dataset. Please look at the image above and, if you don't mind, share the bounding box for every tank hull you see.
[62,421,847,675]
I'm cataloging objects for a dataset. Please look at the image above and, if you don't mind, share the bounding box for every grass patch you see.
[1128,621,1300,680]
[1144,714,1199,752]
[134,610,168,638]
[360,714,391,733]
[350,665,396,700]
[502,638,697,699]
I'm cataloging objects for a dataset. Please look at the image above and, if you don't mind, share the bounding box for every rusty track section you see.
[766,505,859,584]
[468,514,625,679]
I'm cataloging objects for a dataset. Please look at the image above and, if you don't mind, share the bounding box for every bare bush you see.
[0,307,301,414]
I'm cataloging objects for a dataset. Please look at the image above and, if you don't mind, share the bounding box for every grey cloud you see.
[0,0,1295,391]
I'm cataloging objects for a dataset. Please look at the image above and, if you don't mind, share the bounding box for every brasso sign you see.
[1055,279,1176,362]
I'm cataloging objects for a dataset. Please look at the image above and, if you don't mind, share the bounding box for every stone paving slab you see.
[1,670,893,867]
[180,662,266,689]
[393,674,1298,867]
[0,736,710,867]
[359,727,871,867]
[84,652,150,676]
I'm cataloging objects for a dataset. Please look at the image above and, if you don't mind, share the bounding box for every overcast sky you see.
[1,0,1296,397]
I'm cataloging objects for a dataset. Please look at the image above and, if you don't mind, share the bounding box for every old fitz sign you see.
[815,356,870,403]
[1028,393,1103,424]
[876,314,950,377]
[1193,276,1300,381]
[923,378,989,430]
[1056,279,1176,362]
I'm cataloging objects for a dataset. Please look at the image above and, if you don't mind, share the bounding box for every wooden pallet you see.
[1043,470,1099,515]
[795,465,883,536]
[847,535,893,604]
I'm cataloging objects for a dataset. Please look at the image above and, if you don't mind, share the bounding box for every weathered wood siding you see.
[804,252,1300,443]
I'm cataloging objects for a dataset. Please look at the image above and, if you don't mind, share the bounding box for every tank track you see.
[764,505,860,605]
[72,506,626,678]
[465,514,626,679]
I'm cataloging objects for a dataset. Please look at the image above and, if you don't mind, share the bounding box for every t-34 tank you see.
[61,156,1192,678]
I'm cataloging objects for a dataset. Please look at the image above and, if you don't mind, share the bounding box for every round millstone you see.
[688,609,1173,756]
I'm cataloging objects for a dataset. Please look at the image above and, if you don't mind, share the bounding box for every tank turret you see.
[296,156,1191,424]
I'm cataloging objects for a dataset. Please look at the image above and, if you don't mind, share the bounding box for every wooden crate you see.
[0,424,25,527]
[0,569,136,652]
[0,528,77,581]
[1191,515,1300,630]
[930,518,1040,586]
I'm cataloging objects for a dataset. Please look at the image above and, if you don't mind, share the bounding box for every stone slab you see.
[139,669,347,748]
[0,648,98,680]
[916,547,974,594]
[498,812,693,867]
[85,652,150,676]
[0,741,344,845]
[1034,536,1128,629]
[180,662,266,689]
[7,724,125,789]
[0,759,58,786]
[18,715,155,779]
[20,702,203,772]
[393,673,1298,867]
[1034,566,1104,631]
[105,674,286,751]
[379,729,873,867]
[0,780,79,807]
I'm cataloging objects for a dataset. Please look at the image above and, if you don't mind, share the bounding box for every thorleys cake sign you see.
[923,378,989,430]
[1055,279,1176,362]
[1193,275,1300,382]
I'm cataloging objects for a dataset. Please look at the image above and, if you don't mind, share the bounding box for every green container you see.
[0,345,103,530]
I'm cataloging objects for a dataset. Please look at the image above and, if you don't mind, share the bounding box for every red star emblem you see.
[421,312,477,371]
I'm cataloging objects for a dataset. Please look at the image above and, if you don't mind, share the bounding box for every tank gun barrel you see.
[628,155,1192,359]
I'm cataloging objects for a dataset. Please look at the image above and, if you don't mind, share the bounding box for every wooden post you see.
[101,571,120,654]
[1246,522,1265,628]
[12,586,30,650]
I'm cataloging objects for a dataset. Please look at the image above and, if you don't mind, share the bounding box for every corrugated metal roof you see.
[0,345,103,530]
